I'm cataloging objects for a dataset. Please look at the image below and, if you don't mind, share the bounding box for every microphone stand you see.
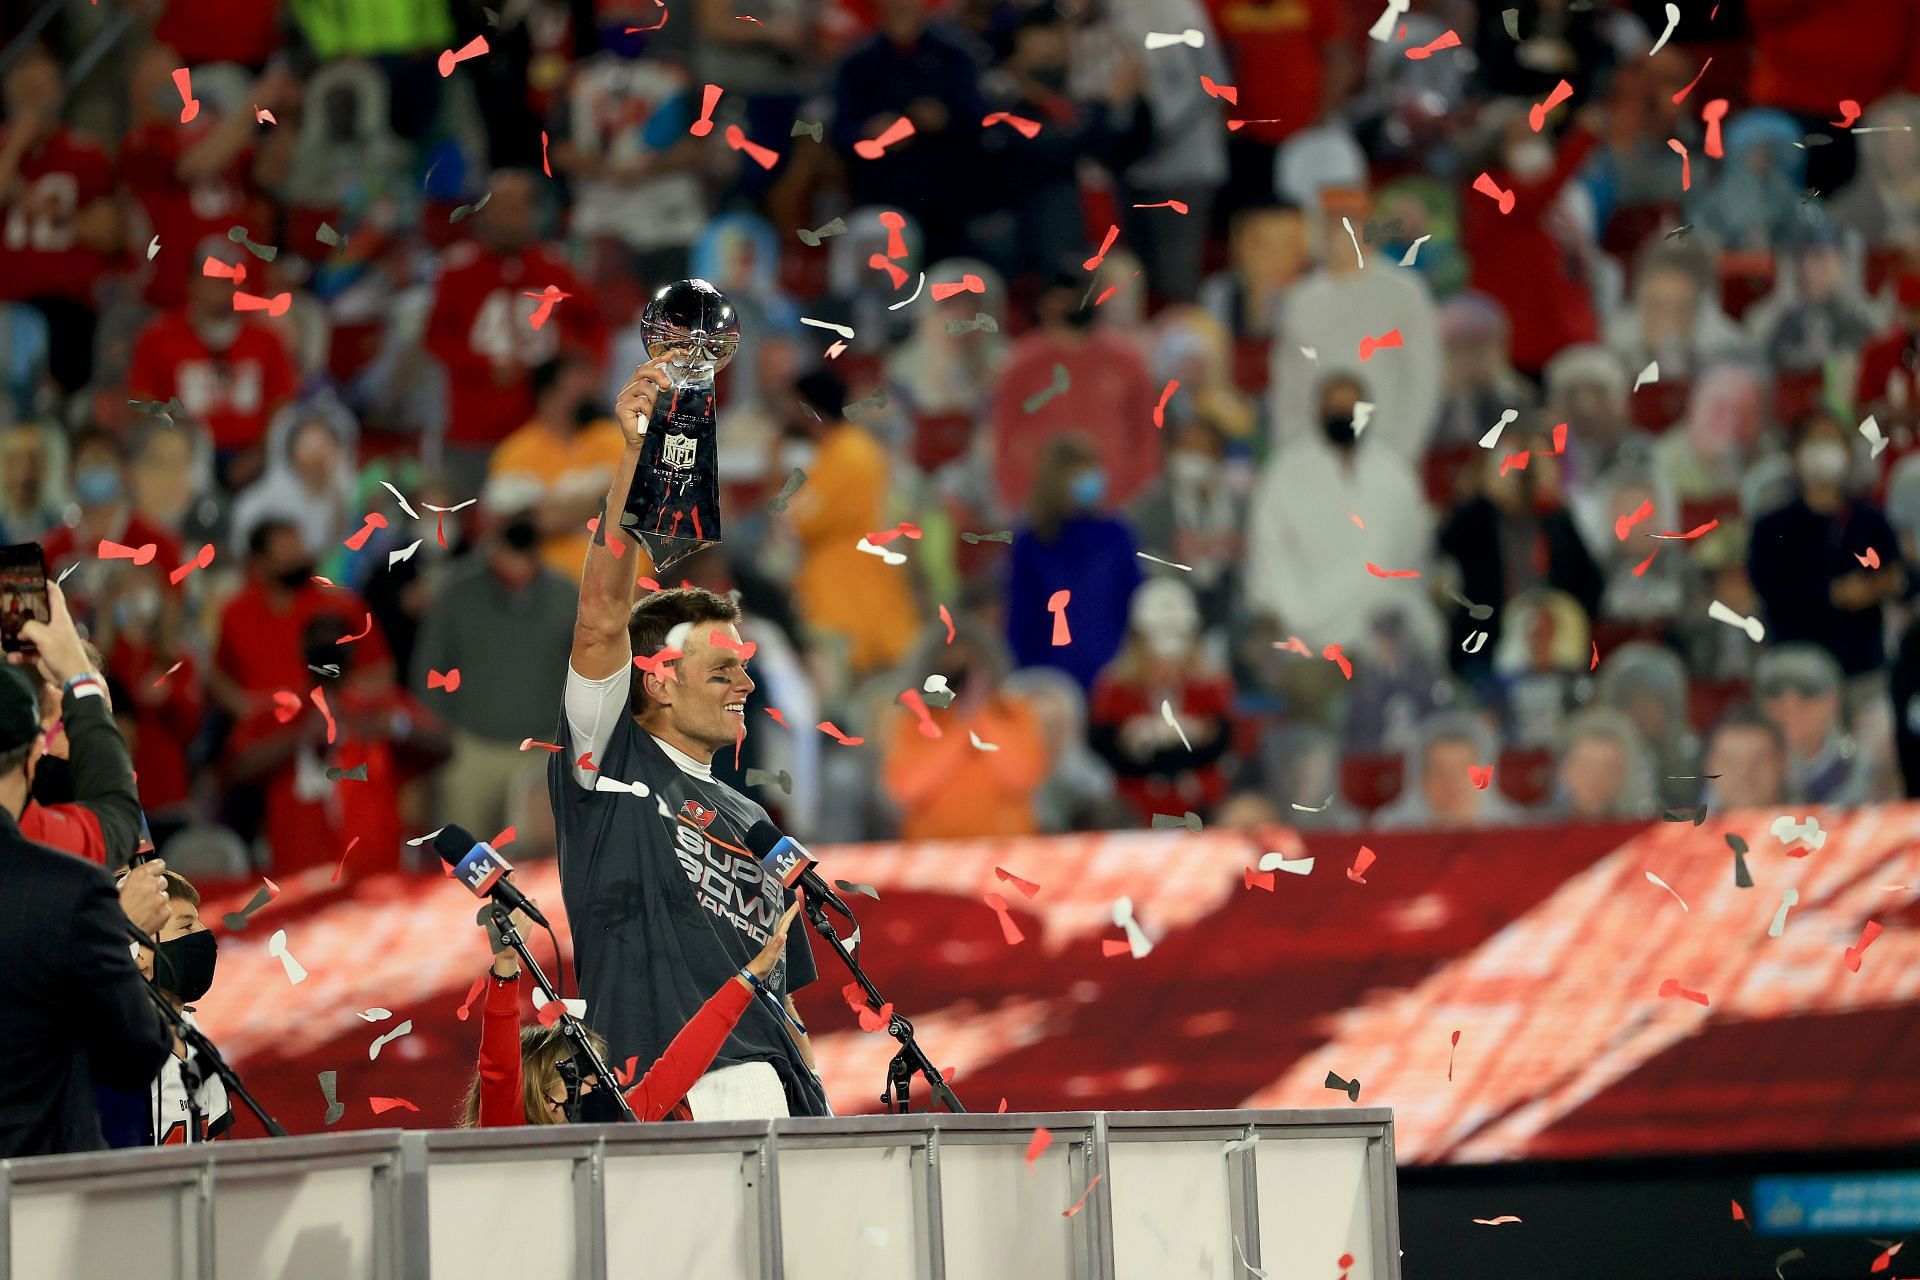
[489,906,636,1123]
[134,979,288,1138]
[800,899,965,1115]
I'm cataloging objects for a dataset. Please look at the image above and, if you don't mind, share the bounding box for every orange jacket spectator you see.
[884,692,1049,842]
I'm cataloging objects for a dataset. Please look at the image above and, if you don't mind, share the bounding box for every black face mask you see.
[502,519,541,551]
[155,929,219,1002]
[573,400,606,429]
[30,754,72,807]
[1321,414,1358,448]
[557,1052,626,1123]
[277,563,315,590]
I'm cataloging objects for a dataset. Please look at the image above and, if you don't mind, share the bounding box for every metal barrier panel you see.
[0,1109,1400,1279]
[601,1123,770,1280]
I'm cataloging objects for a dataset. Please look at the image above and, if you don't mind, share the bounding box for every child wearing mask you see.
[98,868,229,1146]
[463,898,801,1125]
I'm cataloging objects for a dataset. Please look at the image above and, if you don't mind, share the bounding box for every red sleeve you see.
[17,802,108,864]
[625,976,753,1121]
[1523,126,1600,204]
[476,973,527,1127]
[551,258,609,362]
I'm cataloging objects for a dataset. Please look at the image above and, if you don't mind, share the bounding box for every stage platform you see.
[0,1108,1400,1278]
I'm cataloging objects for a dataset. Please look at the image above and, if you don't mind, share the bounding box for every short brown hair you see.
[626,587,741,717]
[112,866,200,905]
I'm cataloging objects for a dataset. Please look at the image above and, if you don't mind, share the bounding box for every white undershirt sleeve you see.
[564,662,633,789]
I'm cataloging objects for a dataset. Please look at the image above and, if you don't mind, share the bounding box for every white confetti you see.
[1340,216,1364,270]
[1462,630,1489,654]
[800,316,856,340]
[267,929,308,985]
[1351,401,1375,438]
[1110,896,1154,959]
[355,1008,394,1022]
[1137,551,1194,571]
[1707,599,1765,643]
[1647,2,1681,56]
[421,498,478,513]
[1769,814,1826,850]
[530,987,587,1020]
[593,775,654,797]
[388,539,423,568]
[1223,1131,1260,1154]
[856,537,907,565]
[1859,413,1888,459]
[405,826,447,846]
[1633,360,1660,392]
[1288,796,1333,814]
[380,481,420,519]
[146,236,161,261]
[368,1019,414,1060]
[1366,0,1411,43]
[1479,408,1518,449]
[55,563,79,587]
[1643,870,1689,912]
[1767,886,1800,938]
[1160,700,1193,751]
[1258,851,1315,876]
[969,731,999,752]
[885,272,926,311]
[1398,234,1432,267]
[1143,27,1204,49]
[1299,346,1318,362]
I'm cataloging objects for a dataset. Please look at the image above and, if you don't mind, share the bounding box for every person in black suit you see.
[0,655,172,1158]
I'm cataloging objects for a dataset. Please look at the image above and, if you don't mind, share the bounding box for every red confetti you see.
[818,721,865,746]
[1130,199,1190,214]
[1346,845,1376,884]
[1025,1126,1053,1165]
[898,689,940,738]
[437,35,488,77]
[710,630,757,661]
[522,285,572,330]
[1844,920,1884,973]
[1153,379,1179,428]
[233,290,292,317]
[426,668,461,693]
[99,539,158,566]
[1657,978,1710,1006]
[1528,79,1573,131]
[1448,1029,1461,1081]
[1498,449,1531,476]
[624,3,669,32]
[1870,1241,1902,1271]
[1047,589,1072,646]
[273,690,303,723]
[1198,75,1237,105]
[1832,99,1863,128]
[981,111,1042,139]
[575,751,597,772]
[519,738,563,752]
[877,209,908,260]
[1358,328,1404,361]
[1671,56,1713,105]
[455,975,486,1021]
[1082,224,1119,272]
[724,124,779,170]
[536,1000,566,1027]
[1730,1199,1746,1222]
[854,116,915,159]
[540,130,552,177]
[1631,549,1657,577]
[866,252,909,288]
[369,1096,419,1115]
[1322,643,1352,680]
[336,613,374,645]
[343,512,388,551]
[1472,172,1515,214]
[1655,518,1719,541]
[310,687,336,744]
[331,835,361,884]
[929,274,986,302]
[1365,562,1421,579]
[1100,939,1132,957]
[1590,641,1599,671]
[171,67,199,122]
[865,522,923,546]
[858,999,894,1033]
[1245,867,1276,892]
[632,648,684,681]
[995,866,1041,898]
[168,543,215,585]
[1702,98,1729,158]
[491,826,515,849]
[152,660,185,688]
[984,892,1025,945]
[614,1055,640,1087]
[1667,137,1692,191]
[764,707,788,727]
[689,83,722,137]
[1547,422,1568,454]
[1062,1173,1103,1217]
[938,604,955,644]
[202,256,246,284]
[1403,28,1461,59]
[1614,498,1654,540]
[1467,764,1493,790]
[1857,548,1882,569]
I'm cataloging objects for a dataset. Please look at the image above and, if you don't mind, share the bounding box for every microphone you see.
[745,820,855,921]
[433,824,552,928]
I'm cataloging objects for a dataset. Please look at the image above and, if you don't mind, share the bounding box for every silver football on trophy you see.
[640,278,740,387]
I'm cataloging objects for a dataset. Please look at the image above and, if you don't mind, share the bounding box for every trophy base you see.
[634,531,718,573]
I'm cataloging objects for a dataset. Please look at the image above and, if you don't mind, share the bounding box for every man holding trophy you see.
[550,280,830,1120]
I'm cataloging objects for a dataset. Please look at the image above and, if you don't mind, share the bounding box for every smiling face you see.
[639,623,755,758]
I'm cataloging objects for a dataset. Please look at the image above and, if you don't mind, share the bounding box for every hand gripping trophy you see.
[620,278,740,570]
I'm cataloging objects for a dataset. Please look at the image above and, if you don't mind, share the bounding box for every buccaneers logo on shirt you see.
[680,798,718,829]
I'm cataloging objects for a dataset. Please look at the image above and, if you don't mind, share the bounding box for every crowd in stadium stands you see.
[3,0,1920,875]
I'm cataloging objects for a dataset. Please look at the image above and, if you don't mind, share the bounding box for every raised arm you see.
[572,360,671,680]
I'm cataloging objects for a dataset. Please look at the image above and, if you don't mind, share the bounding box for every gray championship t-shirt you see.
[549,677,825,1116]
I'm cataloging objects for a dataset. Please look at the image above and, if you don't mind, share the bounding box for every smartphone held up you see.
[0,544,51,655]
